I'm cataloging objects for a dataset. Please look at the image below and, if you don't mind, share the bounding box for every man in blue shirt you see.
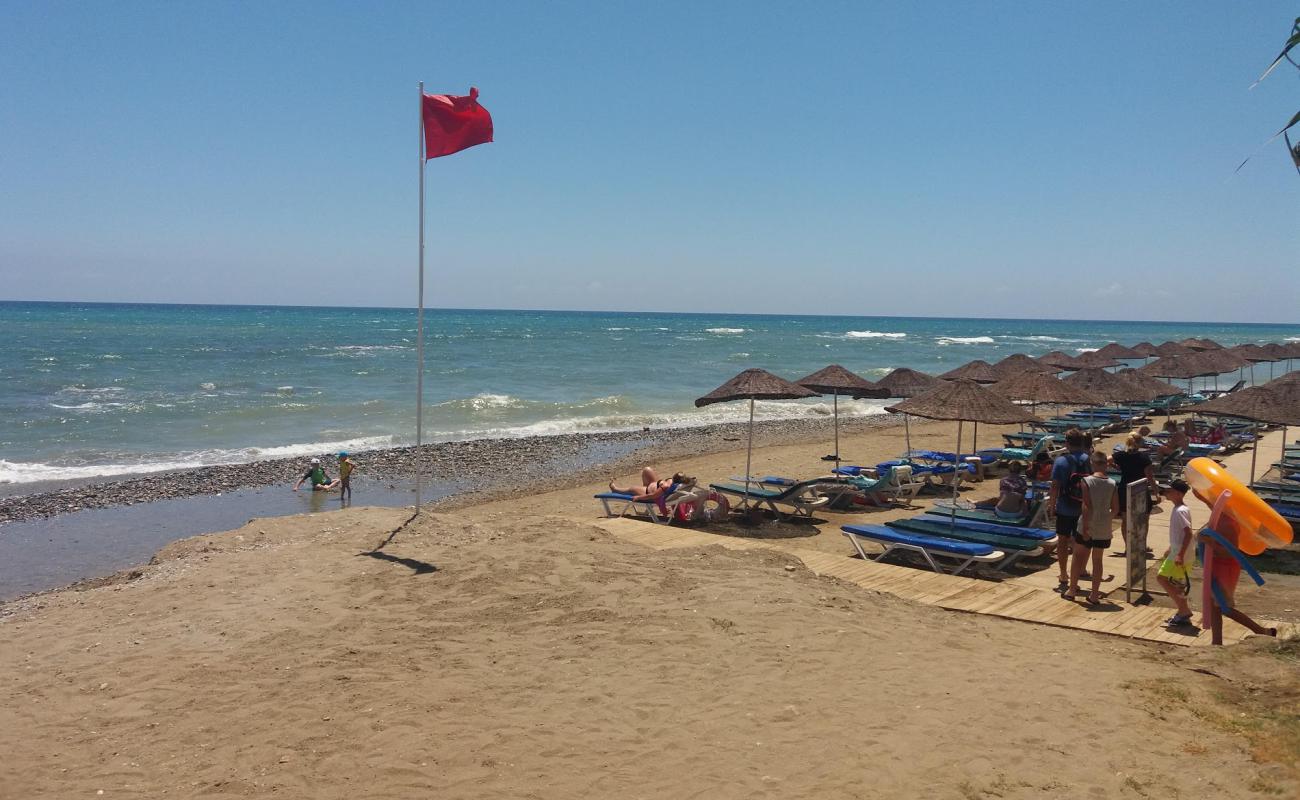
[1047,428,1090,593]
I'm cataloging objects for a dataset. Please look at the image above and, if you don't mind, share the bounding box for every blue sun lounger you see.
[841,524,1005,575]
[885,518,1055,570]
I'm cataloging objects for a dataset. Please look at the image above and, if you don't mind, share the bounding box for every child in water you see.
[337,451,355,501]
[293,457,338,492]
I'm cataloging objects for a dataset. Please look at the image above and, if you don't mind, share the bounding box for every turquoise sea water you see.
[3,301,1297,485]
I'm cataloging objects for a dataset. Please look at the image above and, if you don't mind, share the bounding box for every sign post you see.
[1124,480,1152,604]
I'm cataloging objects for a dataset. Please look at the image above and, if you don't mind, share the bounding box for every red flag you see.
[422,87,493,159]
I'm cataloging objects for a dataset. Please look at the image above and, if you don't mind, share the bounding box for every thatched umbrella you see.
[886,380,1042,524]
[991,353,1058,380]
[795,364,888,469]
[1072,350,1122,369]
[994,370,1103,405]
[1063,367,1159,403]
[1260,343,1293,380]
[1198,349,1250,390]
[696,368,818,502]
[1231,343,1274,386]
[1038,350,1087,370]
[877,367,942,455]
[1142,352,1226,393]
[1130,342,1160,364]
[992,370,1106,409]
[1116,368,1180,398]
[938,359,999,383]
[1196,379,1300,489]
[1153,341,1197,357]
[1094,342,1143,360]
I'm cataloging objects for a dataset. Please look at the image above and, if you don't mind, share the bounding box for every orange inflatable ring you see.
[1183,457,1293,555]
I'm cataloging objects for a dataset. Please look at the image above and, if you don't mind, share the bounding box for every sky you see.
[1,1,1296,322]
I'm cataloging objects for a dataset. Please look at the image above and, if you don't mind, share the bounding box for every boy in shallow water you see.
[293,457,338,492]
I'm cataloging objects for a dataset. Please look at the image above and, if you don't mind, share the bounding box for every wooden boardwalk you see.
[595,518,1286,647]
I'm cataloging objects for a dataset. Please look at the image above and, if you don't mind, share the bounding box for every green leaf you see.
[1252,27,1300,85]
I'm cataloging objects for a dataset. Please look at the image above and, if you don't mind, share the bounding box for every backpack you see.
[1061,454,1089,505]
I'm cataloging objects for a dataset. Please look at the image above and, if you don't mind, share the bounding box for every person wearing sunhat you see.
[1155,478,1195,629]
[337,451,356,501]
[293,457,339,492]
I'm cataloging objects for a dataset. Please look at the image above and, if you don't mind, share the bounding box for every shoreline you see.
[0,414,903,526]
[0,414,904,601]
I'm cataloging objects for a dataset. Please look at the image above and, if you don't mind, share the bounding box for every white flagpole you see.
[415,81,426,513]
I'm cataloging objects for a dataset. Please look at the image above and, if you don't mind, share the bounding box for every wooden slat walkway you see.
[594,518,1286,647]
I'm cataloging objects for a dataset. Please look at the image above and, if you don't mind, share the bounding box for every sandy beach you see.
[3,415,1298,798]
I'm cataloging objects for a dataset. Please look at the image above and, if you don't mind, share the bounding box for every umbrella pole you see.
[1281,425,1289,505]
[904,413,912,459]
[1249,424,1258,489]
[743,397,755,507]
[950,420,963,527]
[972,421,978,459]
[833,391,840,468]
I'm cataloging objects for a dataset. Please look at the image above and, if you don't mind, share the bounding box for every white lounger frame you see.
[841,528,1006,576]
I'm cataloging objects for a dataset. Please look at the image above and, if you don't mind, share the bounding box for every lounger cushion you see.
[841,524,996,556]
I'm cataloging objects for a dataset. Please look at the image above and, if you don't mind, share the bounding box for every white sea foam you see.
[199,382,217,390]
[0,435,397,485]
[844,330,907,339]
[936,336,995,345]
[1000,335,1082,343]
[1076,347,1098,353]
[50,402,102,410]
[705,327,746,334]
[425,398,891,441]
[60,385,125,394]
[606,327,630,331]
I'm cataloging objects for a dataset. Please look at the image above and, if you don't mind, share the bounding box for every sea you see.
[4,300,1299,488]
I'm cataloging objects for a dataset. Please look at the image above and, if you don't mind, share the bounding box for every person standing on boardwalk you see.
[1066,450,1118,605]
[1048,428,1091,593]
[1110,432,1157,552]
[1155,479,1195,629]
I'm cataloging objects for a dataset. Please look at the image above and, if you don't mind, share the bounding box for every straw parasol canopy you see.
[794,364,888,398]
[795,364,888,467]
[1195,381,1300,427]
[1141,352,1225,380]
[1094,342,1142,360]
[1130,342,1161,358]
[1178,337,1224,351]
[1072,350,1122,369]
[695,368,819,407]
[1116,368,1180,397]
[1037,350,1086,370]
[992,370,1105,406]
[1195,378,1300,488]
[1191,348,1251,384]
[1153,341,1196,357]
[991,352,1058,379]
[886,379,1041,425]
[876,367,940,398]
[1062,367,1158,402]
[1232,343,1274,363]
[888,380,1042,519]
[938,359,999,384]
[696,368,819,501]
[1260,343,1292,361]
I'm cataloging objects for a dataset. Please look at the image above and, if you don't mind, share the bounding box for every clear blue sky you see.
[1,1,1296,322]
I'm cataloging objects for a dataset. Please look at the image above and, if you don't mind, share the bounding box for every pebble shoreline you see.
[0,415,901,526]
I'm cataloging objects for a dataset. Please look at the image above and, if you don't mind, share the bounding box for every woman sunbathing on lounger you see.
[609,468,694,501]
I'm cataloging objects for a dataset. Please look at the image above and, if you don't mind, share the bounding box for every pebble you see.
[0,415,900,526]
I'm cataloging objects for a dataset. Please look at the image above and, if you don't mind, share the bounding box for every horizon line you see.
[1,297,1297,329]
